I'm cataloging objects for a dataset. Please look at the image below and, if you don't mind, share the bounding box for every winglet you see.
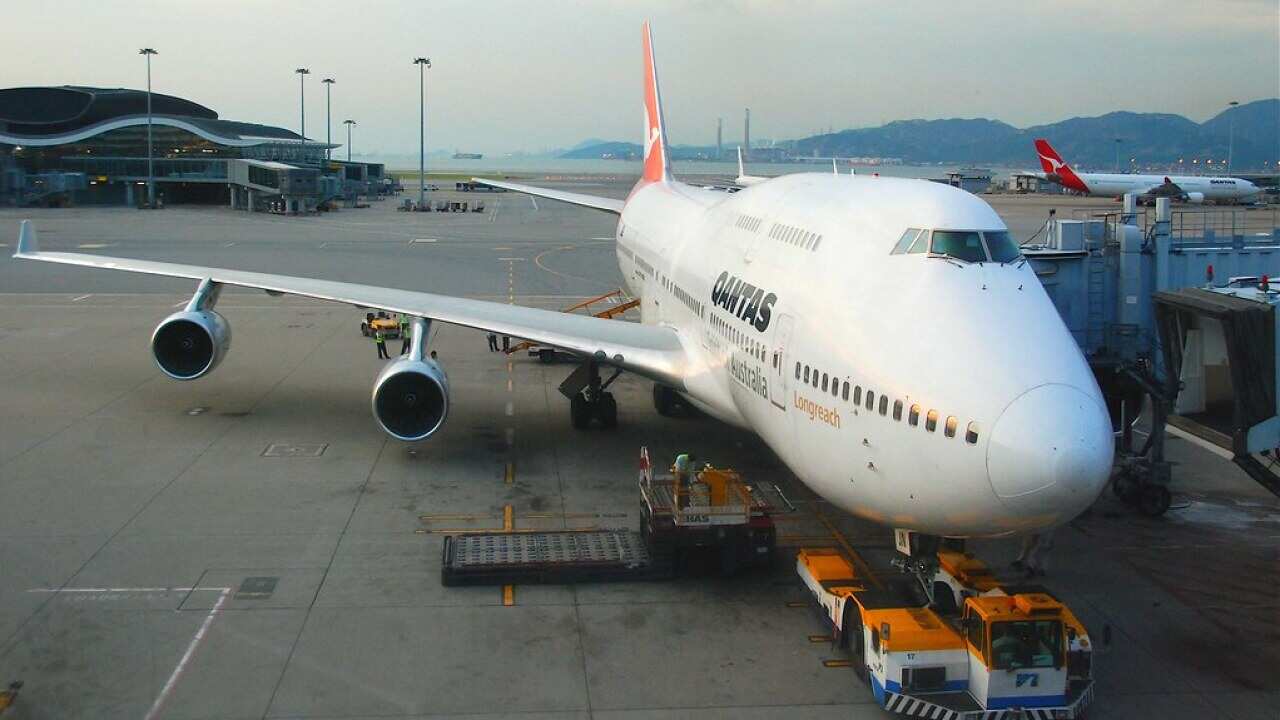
[641,22,671,184]
[16,220,37,256]
[737,146,745,177]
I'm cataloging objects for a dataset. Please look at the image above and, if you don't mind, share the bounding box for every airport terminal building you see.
[0,86,389,210]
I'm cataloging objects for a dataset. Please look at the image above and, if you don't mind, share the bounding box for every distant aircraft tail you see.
[641,22,671,184]
[1034,138,1089,193]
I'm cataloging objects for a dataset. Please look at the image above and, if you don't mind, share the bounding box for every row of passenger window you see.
[796,361,979,444]
[769,222,822,252]
[890,228,1021,264]
[735,215,764,232]
[661,274,704,318]
[711,313,766,361]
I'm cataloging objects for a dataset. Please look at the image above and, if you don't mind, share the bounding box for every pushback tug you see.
[797,547,1093,719]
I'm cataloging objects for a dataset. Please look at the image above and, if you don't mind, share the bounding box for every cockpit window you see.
[983,231,1022,263]
[891,228,921,255]
[930,231,987,263]
[907,230,930,254]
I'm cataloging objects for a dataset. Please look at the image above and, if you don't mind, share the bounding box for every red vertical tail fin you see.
[1034,138,1089,193]
[641,22,671,184]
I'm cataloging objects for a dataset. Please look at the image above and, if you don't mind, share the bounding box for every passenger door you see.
[769,314,795,410]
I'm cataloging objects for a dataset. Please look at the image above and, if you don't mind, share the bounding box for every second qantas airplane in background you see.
[12,24,1114,564]
[1033,138,1260,203]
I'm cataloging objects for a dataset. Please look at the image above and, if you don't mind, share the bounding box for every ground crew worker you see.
[1011,528,1055,577]
[488,333,499,352]
[375,329,390,359]
[400,314,411,355]
[673,452,696,508]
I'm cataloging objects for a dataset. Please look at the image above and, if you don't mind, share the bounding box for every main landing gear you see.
[561,359,620,429]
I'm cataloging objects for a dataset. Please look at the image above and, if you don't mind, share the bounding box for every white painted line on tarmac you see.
[77,243,114,249]
[529,197,538,210]
[590,237,613,241]
[27,586,200,594]
[224,242,237,247]
[145,587,230,720]
[412,238,438,243]
[505,401,514,416]
[505,428,515,447]
[497,257,526,262]
[71,294,92,302]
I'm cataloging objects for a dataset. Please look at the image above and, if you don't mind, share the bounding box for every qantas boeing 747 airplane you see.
[12,25,1113,552]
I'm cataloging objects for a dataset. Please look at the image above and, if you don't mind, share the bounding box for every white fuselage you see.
[1067,172,1260,201]
[615,174,1113,538]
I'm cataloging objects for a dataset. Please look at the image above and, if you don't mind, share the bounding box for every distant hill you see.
[792,99,1277,170]
[563,99,1277,170]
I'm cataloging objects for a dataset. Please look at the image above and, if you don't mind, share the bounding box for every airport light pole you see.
[413,57,431,206]
[344,120,356,162]
[139,48,158,206]
[1227,100,1239,173]
[296,68,310,166]
[322,78,335,164]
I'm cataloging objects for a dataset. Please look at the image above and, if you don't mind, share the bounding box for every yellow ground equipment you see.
[797,548,1094,719]
[506,289,639,362]
[359,311,401,338]
[0,682,22,714]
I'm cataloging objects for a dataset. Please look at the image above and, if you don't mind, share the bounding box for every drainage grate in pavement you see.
[262,443,328,458]
[236,576,279,599]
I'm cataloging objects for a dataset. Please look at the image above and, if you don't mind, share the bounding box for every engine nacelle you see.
[1185,192,1205,204]
[371,357,450,441]
[151,310,231,380]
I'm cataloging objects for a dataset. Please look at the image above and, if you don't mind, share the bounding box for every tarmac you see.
[0,179,1277,719]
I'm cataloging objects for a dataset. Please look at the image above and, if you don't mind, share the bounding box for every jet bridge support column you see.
[1154,197,1172,294]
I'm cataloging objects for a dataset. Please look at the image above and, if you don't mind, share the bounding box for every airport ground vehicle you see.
[441,447,775,585]
[359,311,400,338]
[798,548,1094,719]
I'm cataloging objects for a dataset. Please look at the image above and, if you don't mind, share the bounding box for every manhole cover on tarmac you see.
[236,577,278,599]
[262,443,328,458]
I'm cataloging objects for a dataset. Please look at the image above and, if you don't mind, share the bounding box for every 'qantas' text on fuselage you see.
[710,271,778,332]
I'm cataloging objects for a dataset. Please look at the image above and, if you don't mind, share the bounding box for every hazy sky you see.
[2,1,1277,155]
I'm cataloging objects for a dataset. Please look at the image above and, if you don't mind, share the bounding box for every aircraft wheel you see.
[1111,469,1139,502]
[570,393,590,429]
[598,392,618,429]
[360,322,369,337]
[1137,484,1172,517]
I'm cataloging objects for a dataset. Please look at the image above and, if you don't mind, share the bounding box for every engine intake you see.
[372,357,449,441]
[151,310,231,380]
[1185,192,1205,204]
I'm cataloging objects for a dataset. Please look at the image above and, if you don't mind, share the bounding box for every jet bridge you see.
[1154,285,1280,496]
[1023,196,1280,512]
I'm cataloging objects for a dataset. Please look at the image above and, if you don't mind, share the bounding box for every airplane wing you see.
[470,178,624,214]
[12,221,689,387]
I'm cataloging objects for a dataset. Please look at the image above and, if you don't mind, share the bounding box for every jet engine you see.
[371,356,449,441]
[151,309,231,380]
[1185,192,1205,204]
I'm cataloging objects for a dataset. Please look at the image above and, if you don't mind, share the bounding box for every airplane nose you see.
[986,384,1113,523]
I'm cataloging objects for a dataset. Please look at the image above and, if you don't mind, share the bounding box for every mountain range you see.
[561,99,1278,171]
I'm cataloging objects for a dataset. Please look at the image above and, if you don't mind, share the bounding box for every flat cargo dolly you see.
[441,530,666,586]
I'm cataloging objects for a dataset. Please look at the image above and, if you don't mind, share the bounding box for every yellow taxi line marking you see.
[502,504,515,606]
[809,634,830,643]
[507,378,513,392]
[505,462,514,486]
[785,601,807,608]
[822,659,852,668]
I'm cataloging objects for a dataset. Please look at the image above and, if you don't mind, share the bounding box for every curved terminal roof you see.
[0,86,325,148]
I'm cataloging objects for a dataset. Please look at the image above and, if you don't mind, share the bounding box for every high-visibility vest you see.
[375,332,386,344]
